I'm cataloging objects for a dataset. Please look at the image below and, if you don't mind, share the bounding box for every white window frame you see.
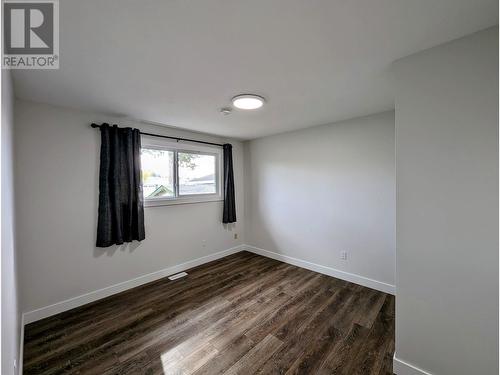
[141,136,223,207]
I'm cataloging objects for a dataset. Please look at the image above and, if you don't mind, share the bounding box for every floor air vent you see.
[168,272,188,281]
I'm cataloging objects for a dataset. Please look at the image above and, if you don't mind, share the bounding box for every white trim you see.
[21,244,395,324]
[18,243,397,374]
[18,314,24,375]
[22,245,245,324]
[393,355,434,375]
[145,197,223,208]
[243,245,395,295]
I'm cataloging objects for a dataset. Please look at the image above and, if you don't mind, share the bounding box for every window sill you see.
[144,197,223,208]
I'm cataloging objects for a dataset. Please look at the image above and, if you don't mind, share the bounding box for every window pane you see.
[141,148,174,199]
[178,152,216,195]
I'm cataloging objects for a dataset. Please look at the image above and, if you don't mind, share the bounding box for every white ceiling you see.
[12,0,498,140]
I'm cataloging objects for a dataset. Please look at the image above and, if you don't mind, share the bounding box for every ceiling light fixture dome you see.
[232,94,265,110]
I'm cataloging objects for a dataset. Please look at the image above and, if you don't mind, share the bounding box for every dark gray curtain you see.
[96,123,145,247]
[222,144,236,223]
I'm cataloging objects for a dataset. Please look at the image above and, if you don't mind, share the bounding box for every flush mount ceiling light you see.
[231,94,266,110]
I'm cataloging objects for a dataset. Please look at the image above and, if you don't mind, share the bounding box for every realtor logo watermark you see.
[2,0,59,69]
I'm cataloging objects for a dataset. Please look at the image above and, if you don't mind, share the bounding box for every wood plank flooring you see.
[23,251,395,375]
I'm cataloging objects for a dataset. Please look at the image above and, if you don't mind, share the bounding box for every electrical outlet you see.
[340,251,348,260]
[234,233,238,240]
[202,240,206,247]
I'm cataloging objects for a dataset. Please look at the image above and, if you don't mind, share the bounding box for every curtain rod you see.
[90,123,225,147]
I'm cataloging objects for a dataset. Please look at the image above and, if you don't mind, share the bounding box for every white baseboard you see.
[243,245,395,295]
[22,245,245,324]
[18,314,24,375]
[393,355,434,375]
[19,243,395,374]
[22,243,395,325]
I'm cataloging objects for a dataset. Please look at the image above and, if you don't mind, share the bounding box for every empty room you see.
[1,1,498,374]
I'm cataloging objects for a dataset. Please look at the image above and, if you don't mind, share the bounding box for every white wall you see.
[14,100,245,314]
[2,71,20,374]
[393,27,498,375]
[245,111,395,291]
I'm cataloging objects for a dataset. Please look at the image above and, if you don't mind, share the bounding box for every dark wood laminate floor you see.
[23,251,395,375]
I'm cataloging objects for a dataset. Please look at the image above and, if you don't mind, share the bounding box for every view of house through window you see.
[141,149,175,198]
[141,147,218,201]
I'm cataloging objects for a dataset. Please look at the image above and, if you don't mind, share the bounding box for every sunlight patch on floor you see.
[161,347,184,374]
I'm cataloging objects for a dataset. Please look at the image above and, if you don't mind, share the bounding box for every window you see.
[140,138,221,206]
